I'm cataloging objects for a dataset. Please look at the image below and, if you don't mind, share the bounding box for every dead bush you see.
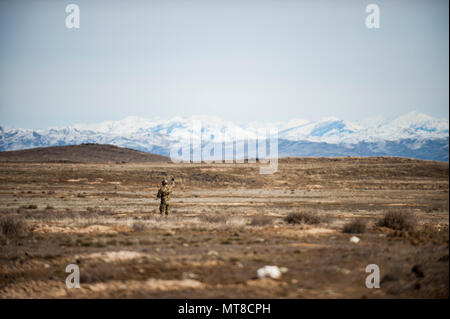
[132,222,147,232]
[378,211,416,231]
[201,214,228,224]
[250,215,273,227]
[284,212,321,225]
[343,220,367,234]
[0,217,26,236]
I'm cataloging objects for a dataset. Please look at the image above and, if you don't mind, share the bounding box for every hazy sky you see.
[0,0,448,129]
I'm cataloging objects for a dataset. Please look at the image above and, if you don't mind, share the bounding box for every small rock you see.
[350,236,360,243]
[341,269,351,275]
[182,272,198,279]
[257,265,282,279]
[207,250,219,257]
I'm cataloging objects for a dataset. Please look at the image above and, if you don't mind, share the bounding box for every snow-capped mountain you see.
[0,111,448,161]
[272,112,448,144]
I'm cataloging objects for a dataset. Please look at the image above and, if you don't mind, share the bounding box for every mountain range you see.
[0,111,448,162]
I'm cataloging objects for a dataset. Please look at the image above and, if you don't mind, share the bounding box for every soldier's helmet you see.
[162,179,168,185]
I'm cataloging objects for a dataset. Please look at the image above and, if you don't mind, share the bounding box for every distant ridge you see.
[0,112,448,162]
[0,144,169,163]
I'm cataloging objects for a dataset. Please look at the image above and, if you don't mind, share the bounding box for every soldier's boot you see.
[165,204,170,216]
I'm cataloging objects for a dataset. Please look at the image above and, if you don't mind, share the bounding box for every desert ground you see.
[0,155,448,298]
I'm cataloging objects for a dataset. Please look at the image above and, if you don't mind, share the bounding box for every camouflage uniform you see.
[157,179,174,215]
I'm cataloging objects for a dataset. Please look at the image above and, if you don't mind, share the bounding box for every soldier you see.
[157,178,175,215]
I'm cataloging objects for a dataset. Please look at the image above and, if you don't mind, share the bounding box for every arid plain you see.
[0,147,448,298]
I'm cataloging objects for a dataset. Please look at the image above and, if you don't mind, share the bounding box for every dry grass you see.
[132,221,147,232]
[407,224,449,245]
[249,215,273,227]
[19,204,38,210]
[200,213,228,224]
[284,212,322,225]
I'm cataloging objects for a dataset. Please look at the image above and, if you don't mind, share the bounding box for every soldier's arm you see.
[157,188,162,198]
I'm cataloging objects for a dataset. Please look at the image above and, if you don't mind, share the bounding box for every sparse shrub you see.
[201,214,228,224]
[343,220,367,234]
[132,221,147,232]
[407,224,449,245]
[94,239,107,248]
[378,210,416,232]
[45,205,54,210]
[284,212,321,225]
[250,215,273,227]
[20,204,37,209]
[381,273,398,284]
[0,217,26,236]
[80,241,93,247]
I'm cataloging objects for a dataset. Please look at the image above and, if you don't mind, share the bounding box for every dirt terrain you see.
[0,152,448,298]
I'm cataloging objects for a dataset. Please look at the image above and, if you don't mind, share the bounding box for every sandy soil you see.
[0,157,448,298]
